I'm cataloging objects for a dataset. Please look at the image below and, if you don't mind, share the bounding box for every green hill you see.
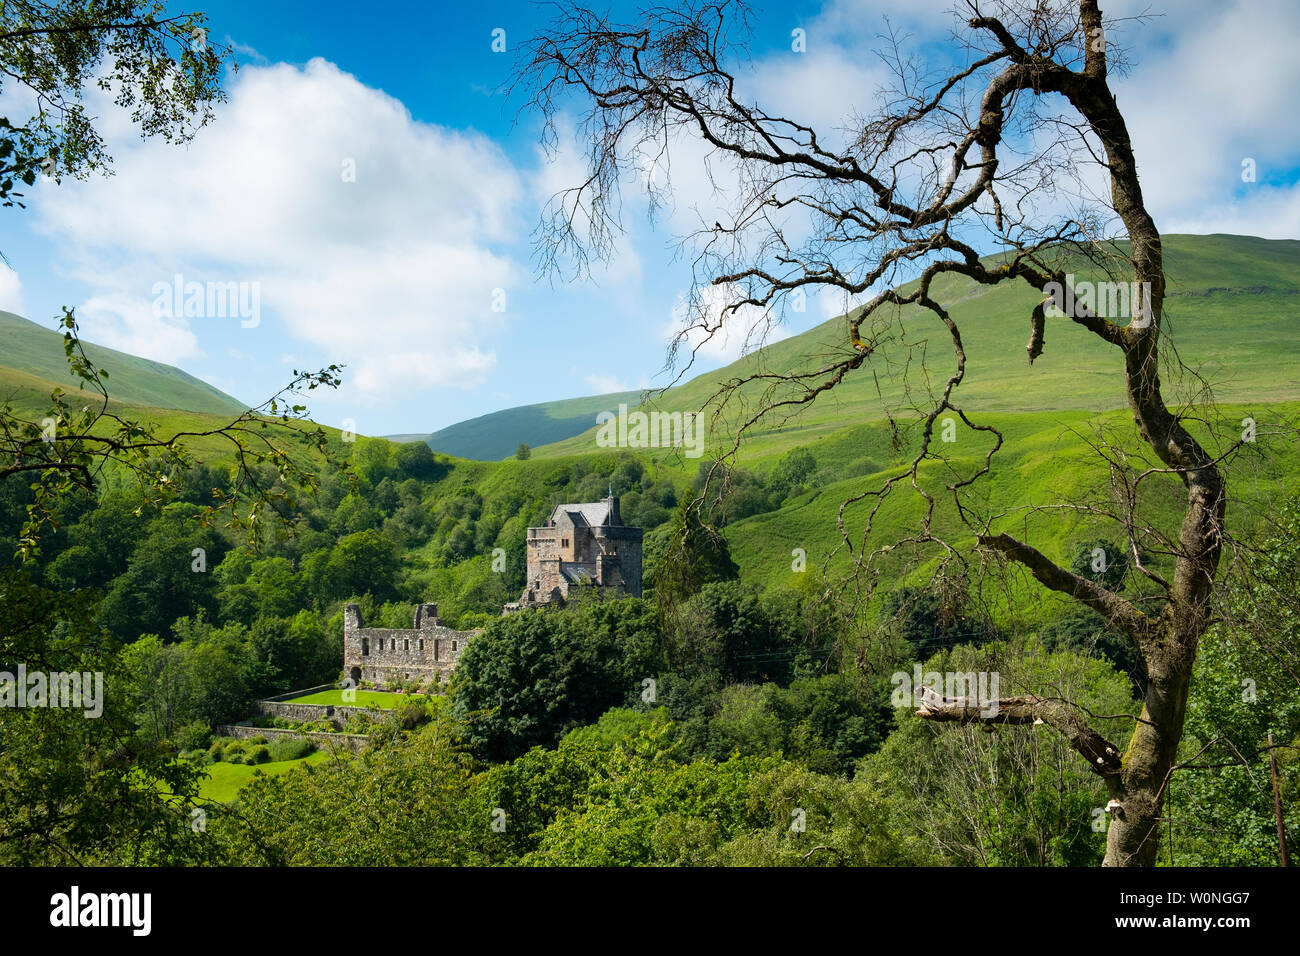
[530,234,1299,465]
[0,310,248,416]
[400,389,645,460]
[491,234,1300,601]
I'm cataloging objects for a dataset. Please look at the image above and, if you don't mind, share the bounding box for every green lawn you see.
[284,689,429,709]
[198,751,334,803]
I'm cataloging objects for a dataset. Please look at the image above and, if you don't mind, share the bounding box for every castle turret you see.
[413,603,440,629]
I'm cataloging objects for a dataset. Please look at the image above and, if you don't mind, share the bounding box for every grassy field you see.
[722,401,1300,600]
[285,689,429,709]
[0,310,248,414]
[197,750,334,803]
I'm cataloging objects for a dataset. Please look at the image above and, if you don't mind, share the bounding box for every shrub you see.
[175,720,212,752]
[397,701,431,731]
[246,744,272,765]
[343,713,373,735]
[268,737,315,761]
[249,734,268,745]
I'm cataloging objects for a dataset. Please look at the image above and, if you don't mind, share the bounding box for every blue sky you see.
[1,0,1298,437]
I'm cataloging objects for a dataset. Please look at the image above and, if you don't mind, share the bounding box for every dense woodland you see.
[1,431,1294,866]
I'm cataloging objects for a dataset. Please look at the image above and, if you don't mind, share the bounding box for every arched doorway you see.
[349,666,361,684]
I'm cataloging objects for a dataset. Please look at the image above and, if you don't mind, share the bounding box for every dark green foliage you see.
[452,598,665,761]
[394,441,446,481]
[96,504,228,640]
[1040,603,1146,693]
[647,497,739,610]
[880,584,998,653]
[1069,538,1129,590]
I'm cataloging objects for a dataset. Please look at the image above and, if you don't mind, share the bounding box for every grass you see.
[722,401,1300,600]
[0,310,248,415]
[197,750,333,803]
[284,688,430,709]
[409,389,646,461]
[532,234,1300,464]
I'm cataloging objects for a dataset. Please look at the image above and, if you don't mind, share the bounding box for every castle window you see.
[419,638,424,652]
[361,638,369,656]
[404,638,409,652]
[452,640,458,652]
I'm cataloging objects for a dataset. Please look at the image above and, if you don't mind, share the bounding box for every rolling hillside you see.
[0,310,248,416]
[531,234,1300,466]
[396,389,645,460]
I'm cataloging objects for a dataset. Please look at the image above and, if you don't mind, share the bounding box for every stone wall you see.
[256,699,383,729]
[214,724,369,753]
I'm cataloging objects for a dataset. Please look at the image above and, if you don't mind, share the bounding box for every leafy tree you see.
[515,442,531,460]
[452,598,664,761]
[213,714,487,865]
[881,583,998,654]
[0,0,229,210]
[395,441,444,480]
[647,496,738,611]
[0,573,212,865]
[97,504,228,639]
[304,529,401,604]
[1069,538,1129,590]
[349,436,394,486]
[860,641,1136,866]
[768,448,816,500]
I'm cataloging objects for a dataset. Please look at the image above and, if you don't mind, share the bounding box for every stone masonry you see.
[342,602,481,688]
[510,494,643,609]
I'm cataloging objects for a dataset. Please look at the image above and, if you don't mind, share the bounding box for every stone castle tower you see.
[511,494,642,608]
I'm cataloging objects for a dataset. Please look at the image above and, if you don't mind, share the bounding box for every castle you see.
[342,603,480,688]
[342,496,643,687]
[510,494,643,609]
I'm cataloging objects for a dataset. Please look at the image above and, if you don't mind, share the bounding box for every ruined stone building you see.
[342,603,481,688]
[510,495,643,609]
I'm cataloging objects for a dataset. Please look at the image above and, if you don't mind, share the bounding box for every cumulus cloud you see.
[664,282,795,367]
[77,292,200,363]
[1111,0,1300,233]
[0,264,25,316]
[33,57,522,401]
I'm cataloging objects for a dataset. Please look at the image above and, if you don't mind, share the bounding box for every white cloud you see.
[1112,0,1300,231]
[0,264,25,315]
[33,57,523,404]
[584,373,632,394]
[76,292,200,363]
[665,282,793,366]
